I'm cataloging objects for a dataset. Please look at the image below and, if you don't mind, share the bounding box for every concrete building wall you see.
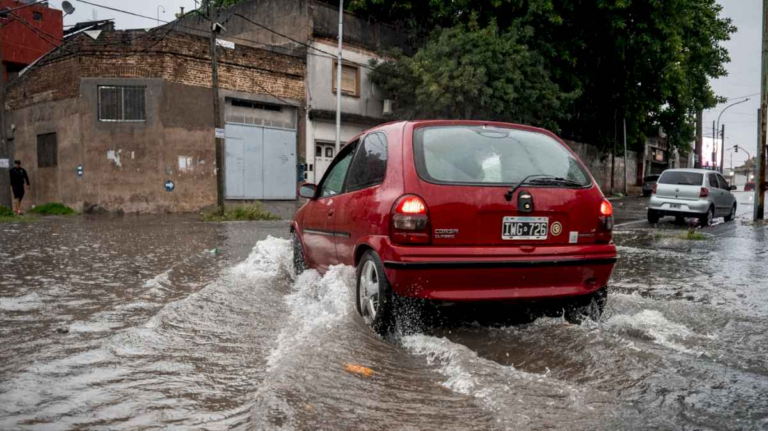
[565,140,641,195]
[9,97,83,207]
[7,30,307,213]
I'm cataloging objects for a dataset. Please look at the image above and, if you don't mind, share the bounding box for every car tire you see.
[699,206,714,227]
[356,250,396,335]
[725,203,737,222]
[292,231,307,276]
[643,191,651,197]
[564,287,607,324]
[648,209,660,224]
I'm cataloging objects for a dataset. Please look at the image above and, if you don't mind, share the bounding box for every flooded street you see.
[1,203,767,430]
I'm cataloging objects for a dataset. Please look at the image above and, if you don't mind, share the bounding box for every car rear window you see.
[413,126,591,186]
[658,171,703,186]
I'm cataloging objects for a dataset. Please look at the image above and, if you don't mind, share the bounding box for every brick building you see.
[1,0,63,82]
[6,28,306,213]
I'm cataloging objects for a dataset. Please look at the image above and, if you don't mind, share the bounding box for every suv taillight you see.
[597,199,614,243]
[390,195,430,245]
[652,184,657,194]
[700,187,709,198]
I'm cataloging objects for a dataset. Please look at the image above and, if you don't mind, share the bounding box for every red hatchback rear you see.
[292,120,617,333]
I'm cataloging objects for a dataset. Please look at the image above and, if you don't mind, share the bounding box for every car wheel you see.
[724,203,737,222]
[292,231,307,276]
[564,288,607,324]
[357,250,396,335]
[647,209,660,224]
[643,191,651,197]
[699,206,714,227]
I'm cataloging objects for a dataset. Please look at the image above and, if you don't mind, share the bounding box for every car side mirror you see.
[729,185,737,191]
[298,183,317,199]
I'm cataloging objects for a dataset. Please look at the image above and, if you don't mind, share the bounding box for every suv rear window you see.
[413,126,591,186]
[658,171,703,186]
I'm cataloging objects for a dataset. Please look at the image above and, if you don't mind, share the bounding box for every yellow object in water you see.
[344,364,374,378]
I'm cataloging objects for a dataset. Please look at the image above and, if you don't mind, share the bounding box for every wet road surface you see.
[1,209,767,430]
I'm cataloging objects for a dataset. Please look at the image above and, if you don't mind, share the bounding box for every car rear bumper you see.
[649,195,709,215]
[374,240,617,302]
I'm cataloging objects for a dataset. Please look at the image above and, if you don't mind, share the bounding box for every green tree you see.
[370,20,576,131]
[353,0,735,153]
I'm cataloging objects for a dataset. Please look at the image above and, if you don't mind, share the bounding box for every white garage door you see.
[225,124,297,200]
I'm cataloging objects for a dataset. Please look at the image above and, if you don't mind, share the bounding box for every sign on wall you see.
[0,159,8,169]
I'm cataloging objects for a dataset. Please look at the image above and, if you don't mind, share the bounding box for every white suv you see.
[648,169,737,226]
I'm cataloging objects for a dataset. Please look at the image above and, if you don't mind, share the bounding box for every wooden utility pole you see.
[758,0,768,220]
[695,110,703,168]
[208,0,225,213]
[720,124,725,174]
[712,121,717,170]
[0,32,10,210]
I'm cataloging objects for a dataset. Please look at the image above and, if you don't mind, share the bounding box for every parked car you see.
[291,120,617,334]
[642,175,661,197]
[648,169,737,226]
[744,181,768,192]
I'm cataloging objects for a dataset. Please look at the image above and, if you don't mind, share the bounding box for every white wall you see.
[303,41,385,183]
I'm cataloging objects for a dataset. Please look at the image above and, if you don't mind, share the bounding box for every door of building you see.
[314,142,336,183]
[225,124,296,200]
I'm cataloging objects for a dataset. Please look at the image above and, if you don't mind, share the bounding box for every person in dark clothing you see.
[9,160,30,215]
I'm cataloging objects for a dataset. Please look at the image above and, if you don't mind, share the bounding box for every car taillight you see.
[390,195,430,245]
[652,184,657,195]
[700,187,709,198]
[597,199,614,243]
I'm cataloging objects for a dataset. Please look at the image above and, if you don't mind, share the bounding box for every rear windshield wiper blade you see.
[527,177,584,187]
[504,174,558,201]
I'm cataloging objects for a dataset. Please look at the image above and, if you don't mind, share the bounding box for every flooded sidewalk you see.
[1,215,767,430]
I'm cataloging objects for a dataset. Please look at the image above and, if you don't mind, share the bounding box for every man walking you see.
[9,160,30,215]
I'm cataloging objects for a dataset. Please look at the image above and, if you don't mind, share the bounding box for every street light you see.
[717,98,751,173]
[732,145,752,186]
[157,5,165,27]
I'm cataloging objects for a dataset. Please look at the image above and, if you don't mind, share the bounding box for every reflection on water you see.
[1,215,767,430]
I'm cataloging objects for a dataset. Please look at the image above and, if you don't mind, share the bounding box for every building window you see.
[331,62,360,97]
[98,86,146,122]
[231,98,282,112]
[32,11,42,21]
[37,133,57,168]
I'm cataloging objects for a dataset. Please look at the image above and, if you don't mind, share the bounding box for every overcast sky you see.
[50,0,763,169]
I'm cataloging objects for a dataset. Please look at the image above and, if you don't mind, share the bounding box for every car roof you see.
[662,169,719,174]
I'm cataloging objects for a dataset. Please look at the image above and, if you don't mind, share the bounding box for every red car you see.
[291,120,617,333]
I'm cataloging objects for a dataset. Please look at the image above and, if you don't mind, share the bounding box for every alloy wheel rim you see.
[708,209,713,225]
[359,261,380,323]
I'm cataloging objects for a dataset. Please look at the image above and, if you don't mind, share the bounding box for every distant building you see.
[0,0,63,82]
[177,0,406,184]
[6,29,305,213]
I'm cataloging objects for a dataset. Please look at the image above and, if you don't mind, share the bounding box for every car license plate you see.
[502,217,549,240]
[670,203,681,209]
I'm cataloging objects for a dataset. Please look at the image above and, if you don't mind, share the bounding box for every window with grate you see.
[33,11,42,21]
[98,86,146,122]
[37,133,57,168]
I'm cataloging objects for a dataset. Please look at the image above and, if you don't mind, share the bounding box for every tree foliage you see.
[352,0,735,153]
[369,21,576,131]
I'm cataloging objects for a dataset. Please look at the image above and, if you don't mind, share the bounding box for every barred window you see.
[37,133,57,168]
[98,86,146,122]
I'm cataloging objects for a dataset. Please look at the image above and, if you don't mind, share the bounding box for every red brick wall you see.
[7,30,306,108]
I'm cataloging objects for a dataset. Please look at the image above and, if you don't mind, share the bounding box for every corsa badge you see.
[551,222,563,236]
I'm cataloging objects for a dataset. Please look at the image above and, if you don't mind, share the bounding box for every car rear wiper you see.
[504,174,558,201]
[527,177,584,187]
